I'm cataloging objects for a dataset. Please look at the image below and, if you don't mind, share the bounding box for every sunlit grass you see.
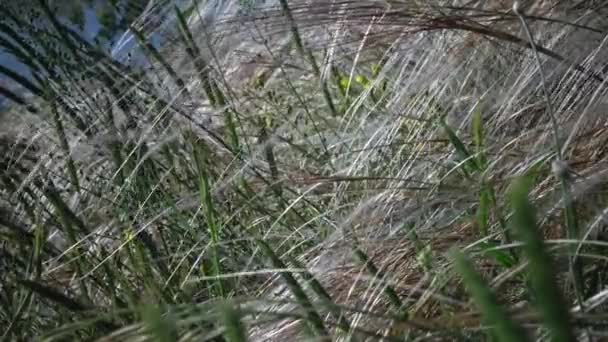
[2,0,608,341]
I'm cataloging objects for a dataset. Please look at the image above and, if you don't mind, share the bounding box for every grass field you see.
[2,1,608,341]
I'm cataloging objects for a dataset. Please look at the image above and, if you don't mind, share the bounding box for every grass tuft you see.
[509,176,576,342]
[2,1,608,340]
[451,249,530,342]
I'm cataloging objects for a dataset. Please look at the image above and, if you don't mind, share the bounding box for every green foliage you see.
[141,304,178,342]
[441,119,480,176]
[257,239,329,339]
[451,249,530,342]
[477,241,516,269]
[1,1,606,341]
[94,0,158,44]
[191,134,225,298]
[510,176,576,342]
[476,188,491,236]
[220,302,248,342]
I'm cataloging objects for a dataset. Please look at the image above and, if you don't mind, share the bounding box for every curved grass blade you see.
[451,249,530,342]
[256,239,329,339]
[509,176,575,342]
[220,302,248,342]
[141,304,178,342]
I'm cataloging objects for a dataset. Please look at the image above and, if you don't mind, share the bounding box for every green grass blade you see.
[190,136,225,297]
[451,249,530,342]
[352,247,404,316]
[18,279,89,312]
[130,25,190,100]
[256,239,329,338]
[141,304,178,342]
[472,114,482,147]
[510,176,575,342]
[288,256,357,340]
[49,96,80,192]
[220,302,248,342]
[277,0,338,117]
[173,6,218,106]
[472,106,485,166]
[441,120,478,174]
[477,187,490,237]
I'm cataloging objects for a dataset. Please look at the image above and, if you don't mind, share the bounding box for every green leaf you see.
[477,187,490,237]
[441,120,479,174]
[141,304,178,342]
[509,176,575,342]
[451,249,530,342]
[371,63,380,77]
[472,106,486,169]
[355,74,370,88]
[257,239,328,338]
[220,302,248,342]
[339,76,351,93]
[479,242,516,269]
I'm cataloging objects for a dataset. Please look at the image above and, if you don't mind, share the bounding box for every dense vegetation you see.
[2,0,608,340]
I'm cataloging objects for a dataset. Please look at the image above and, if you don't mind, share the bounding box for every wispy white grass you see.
[3,0,608,341]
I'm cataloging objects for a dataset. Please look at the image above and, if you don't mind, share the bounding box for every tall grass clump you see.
[2,0,608,341]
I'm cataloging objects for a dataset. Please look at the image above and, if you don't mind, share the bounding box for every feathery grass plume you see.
[510,175,575,342]
[451,249,530,342]
[3,0,608,340]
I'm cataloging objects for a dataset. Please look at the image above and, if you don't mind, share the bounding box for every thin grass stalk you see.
[36,0,103,130]
[0,64,43,99]
[18,279,88,311]
[174,6,218,106]
[451,249,530,341]
[277,0,339,117]
[288,256,358,341]
[130,25,191,101]
[173,6,241,154]
[0,85,36,112]
[256,239,329,339]
[513,2,585,305]
[1,284,34,341]
[0,26,44,73]
[510,176,575,342]
[39,182,93,304]
[258,124,282,197]
[190,135,225,297]
[42,184,88,234]
[352,247,405,317]
[220,302,248,342]
[49,96,80,192]
[0,13,94,134]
